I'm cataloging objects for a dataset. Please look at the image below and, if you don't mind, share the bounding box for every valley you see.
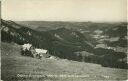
[1,19,127,81]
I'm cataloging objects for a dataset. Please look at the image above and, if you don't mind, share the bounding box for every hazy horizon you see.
[4,20,127,23]
[2,0,127,22]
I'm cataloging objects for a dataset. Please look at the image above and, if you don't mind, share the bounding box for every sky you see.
[1,0,127,22]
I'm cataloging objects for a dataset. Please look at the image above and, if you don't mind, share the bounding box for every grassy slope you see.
[1,42,127,81]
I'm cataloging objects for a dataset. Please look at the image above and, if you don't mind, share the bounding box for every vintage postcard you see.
[1,0,127,81]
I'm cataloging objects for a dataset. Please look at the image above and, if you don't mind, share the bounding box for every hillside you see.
[1,19,127,69]
[1,19,94,60]
[1,42,127,81]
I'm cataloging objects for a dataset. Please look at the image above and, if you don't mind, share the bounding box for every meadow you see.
[1,42,127,81]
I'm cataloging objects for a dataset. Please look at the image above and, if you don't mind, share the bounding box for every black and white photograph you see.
[1,0,127,81]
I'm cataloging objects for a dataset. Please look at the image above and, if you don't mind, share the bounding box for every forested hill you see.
[1,19,94,60]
